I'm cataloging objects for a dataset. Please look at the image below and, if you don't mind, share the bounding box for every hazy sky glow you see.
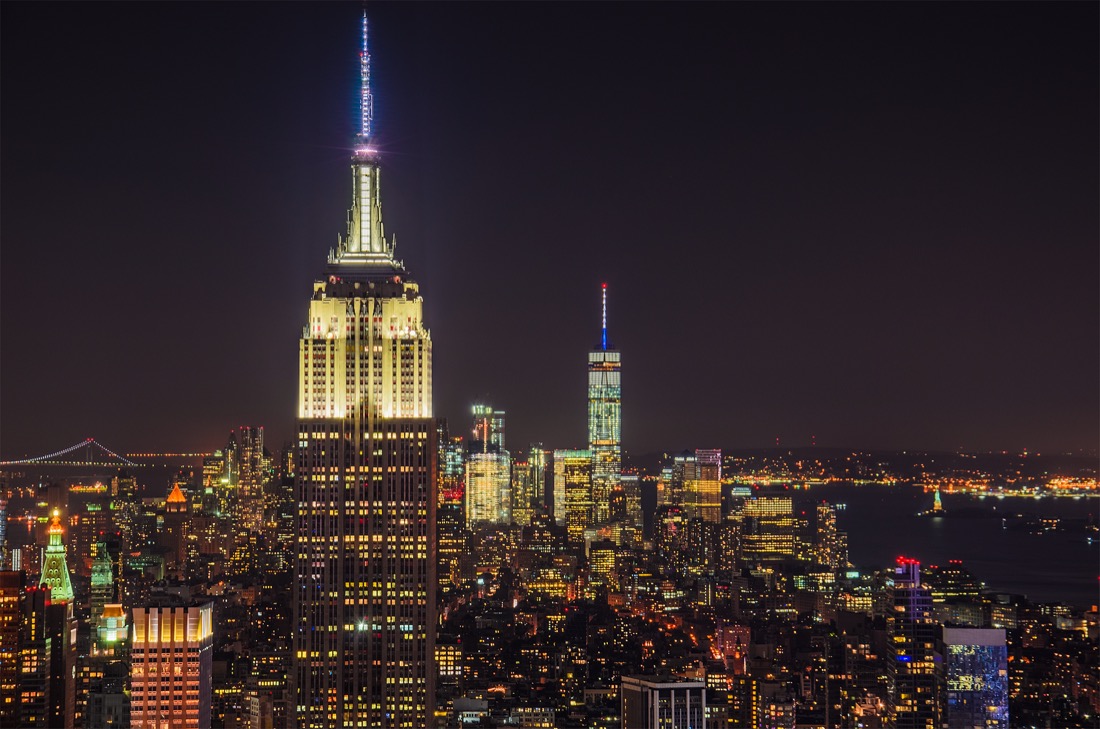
[2,3,1097,457]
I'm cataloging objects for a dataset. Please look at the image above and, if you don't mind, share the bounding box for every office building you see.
[940,627,1008,728]
[130,600,214,729]
[655,505,687,576]
[40,511,77,729]
[85,661,129,729]
[554,449,593,545]
[684,449,721,523]
[84,602,130,729]
[621,675,706,729]
[740,495,798,562]
[162,482,189,573]
[0,571,21,726]
[237,426,266,534]
[292,14,436,726]
[466,451,511,526]
[472,404,505,451]
[814,502,842,569]
[89,542,114,627]
[466,406,511,526]
[437,423,467,591]
[588,284,621,527]
[511,458,535,527]
[888,558,940,729]
[20,583,52,727]
[40,510,74,604]
[608,472,643,547]
[528,445,549,514]
[658,452,692,507]
[247,646,290,729]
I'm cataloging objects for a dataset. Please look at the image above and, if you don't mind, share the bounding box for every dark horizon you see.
[2,3,1097,458]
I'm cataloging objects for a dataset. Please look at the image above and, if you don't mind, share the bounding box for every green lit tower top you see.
[90,541,115,624]
[40,509,74,603]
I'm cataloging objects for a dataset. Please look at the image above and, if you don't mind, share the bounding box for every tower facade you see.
[888,558,940,729]
[0,571,21,727]
[741,495,798,562]
[940,627,1008,728]
[130,600,213,729]
[620,675,706,729]
[465,405,510,527]
[554,449,593,546]
[237,425,266,533]
[588,284,621,527]
[528,445,549,513]
[292,14,436,727]
[436,423,467,592]
[684,448,722,523]
[40,511,77,729]
[39,511,73,604]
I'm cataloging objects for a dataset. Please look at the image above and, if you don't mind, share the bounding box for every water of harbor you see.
[807,483,1099,608]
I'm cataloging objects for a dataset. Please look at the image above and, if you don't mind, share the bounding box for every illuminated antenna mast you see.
[359,11,373,141]
[601,283,608,350]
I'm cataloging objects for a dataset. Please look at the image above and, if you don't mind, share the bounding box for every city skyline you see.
[3,3,1097,457]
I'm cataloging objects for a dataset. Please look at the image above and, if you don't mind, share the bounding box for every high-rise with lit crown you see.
[888,558,940,729]
[588,284,621,527]
[293,14,436,728]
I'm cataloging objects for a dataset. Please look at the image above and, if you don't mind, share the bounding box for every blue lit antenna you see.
[359,11,373,142]
[601,283,608,350]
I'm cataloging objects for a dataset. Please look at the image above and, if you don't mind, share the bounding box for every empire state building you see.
[293,14,436,727]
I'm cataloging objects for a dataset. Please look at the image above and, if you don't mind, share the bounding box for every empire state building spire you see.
[294,14,435,726]
[330,12,399,269]
[358,11,373,144]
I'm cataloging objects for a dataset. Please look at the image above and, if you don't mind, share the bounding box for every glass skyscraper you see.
[465,405,510,526]
[554,449,593,545]
[941,627,1009,729]
[588,284,621,527]
[292,14,436,727]
[888,558,939,729]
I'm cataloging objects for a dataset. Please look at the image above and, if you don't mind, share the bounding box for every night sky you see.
[2,3,1097,458]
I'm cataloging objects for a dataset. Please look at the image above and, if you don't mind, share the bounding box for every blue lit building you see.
[940,627,1009,728]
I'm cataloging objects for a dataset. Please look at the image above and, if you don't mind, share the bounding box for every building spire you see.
[601,283,608,350]
[359,11,373,143]
[40,509,74,603]
[330,11,403,272]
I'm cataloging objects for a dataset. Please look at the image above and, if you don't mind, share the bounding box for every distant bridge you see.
[0,438,139,468]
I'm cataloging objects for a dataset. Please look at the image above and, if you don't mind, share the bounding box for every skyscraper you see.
[940,627,1009,728]
[740,495,799,562]
[292,14,436,727]
[237,425,265,534]
[465,405,510,527]
[684,449,721,523]
[888,558,940,729]
[510,458,535,527]
[40,511,76,729]
[588,284,621,527]
[528,445,549,513]
[554,449,593,546]
[130,599,213,729]
[89,542,114,626]
[436,422,467,591]
[620,675,706,729]
[0,571,21,726]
